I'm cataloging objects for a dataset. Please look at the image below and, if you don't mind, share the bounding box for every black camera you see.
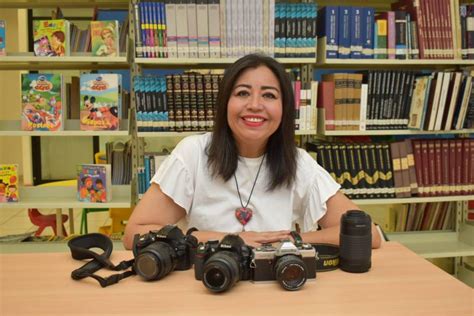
[194,234,252,293]
[132,225,198,281]
[339,210,372,273]
[252,240,317,291]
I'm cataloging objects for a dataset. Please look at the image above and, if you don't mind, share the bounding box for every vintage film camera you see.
[194,233,318,292]
[132,225,198,281]
[252,239,317,291]
[194,234,252,293]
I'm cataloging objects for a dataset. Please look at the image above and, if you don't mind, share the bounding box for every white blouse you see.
[151,133,340,233]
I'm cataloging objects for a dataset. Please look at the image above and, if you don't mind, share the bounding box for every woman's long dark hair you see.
[206,54,297,190]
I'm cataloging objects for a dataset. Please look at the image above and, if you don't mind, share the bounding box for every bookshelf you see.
[0,0,134,231]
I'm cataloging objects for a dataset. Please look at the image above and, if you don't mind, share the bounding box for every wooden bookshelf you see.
[387,230,474,258]
[353,195,474,205]
[0,53,129,70]
[0,120,130,136]
[135,57,316,67]
[0,185,131,209]
[316,109,474,136]
[137,130,317,138]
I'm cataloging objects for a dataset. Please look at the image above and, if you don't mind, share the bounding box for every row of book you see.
[105,141,132,185]
[318,1,469,60]
[134,72,318,132]
[137,151,170,198]
[31,19,124,57]
[21,73,125,132]
[133,0,317,59]
[306,137,473,200]
[318,70,474,131]
[375,202,456,233]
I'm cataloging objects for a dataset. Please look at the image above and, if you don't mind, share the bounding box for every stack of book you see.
[318,1,471,60]
[307,138,473,200]
[133,1,317,59]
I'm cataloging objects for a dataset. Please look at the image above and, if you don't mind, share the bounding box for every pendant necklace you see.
[233,154,266,227]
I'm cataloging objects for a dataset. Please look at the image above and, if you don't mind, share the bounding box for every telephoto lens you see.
[339,210,372,273]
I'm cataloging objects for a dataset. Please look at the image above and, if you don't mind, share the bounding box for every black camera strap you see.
[312,243,339,272]
[68,233,135,288]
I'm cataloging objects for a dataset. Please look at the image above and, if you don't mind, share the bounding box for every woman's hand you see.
[238,230,292,248]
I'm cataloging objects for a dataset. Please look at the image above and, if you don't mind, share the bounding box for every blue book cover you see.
[350,7,362,58]
[361,7,375,59]
[317,6,338,59]
[338,6,351,59]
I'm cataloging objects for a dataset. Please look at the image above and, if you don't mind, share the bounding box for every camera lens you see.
[274,255,307,291]
[202,251,240,293]
[134,242,177,281]
[340,210,372,273]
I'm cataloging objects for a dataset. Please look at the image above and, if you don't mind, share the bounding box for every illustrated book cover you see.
[21,73,64,131]
[77,164,112,202]
[33,19,70,56]
[0,164,19,203]
[91,20,120,57]
[79,73,122,131]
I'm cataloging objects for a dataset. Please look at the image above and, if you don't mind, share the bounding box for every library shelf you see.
[0,53,129,70]
[0,0,129,9]
[318,58,474,67]
[353,195,474,205]
[320,129,474,136]
[135,57,316,67]
[387,230,474,258]
[0,120,130,136]
[0,185,131,209]
[137,130,317,138]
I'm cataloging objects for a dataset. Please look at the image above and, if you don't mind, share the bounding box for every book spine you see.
[338,6,351,58]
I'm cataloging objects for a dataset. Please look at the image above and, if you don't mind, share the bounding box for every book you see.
[76,164,112,202]
[80,74,122,131]
[33,19,70,57]
[0,20,5,56]
[91,20,120,57]
[0,164,19,203]
[21,73,65,131]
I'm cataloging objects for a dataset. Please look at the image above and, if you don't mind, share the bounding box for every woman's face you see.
[227,65,282,157]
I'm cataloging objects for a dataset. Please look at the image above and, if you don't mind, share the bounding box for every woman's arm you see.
[300,191,382,248]
[123,183,292,249]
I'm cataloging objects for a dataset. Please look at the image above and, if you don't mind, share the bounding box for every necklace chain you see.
[233,154,266,209]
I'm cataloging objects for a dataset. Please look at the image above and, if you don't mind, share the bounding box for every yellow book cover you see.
[0,164,19,203]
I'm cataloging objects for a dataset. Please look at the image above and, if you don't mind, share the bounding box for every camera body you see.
[252,241,317,290]
[133,225,198,280]
[194,234,252,292]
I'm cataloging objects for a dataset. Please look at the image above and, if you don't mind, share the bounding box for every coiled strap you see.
[68,233,135,288]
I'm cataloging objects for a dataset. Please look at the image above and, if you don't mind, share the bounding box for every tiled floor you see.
[0,207,111,237]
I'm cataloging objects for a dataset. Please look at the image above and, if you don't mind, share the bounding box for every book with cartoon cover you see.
[77,164,112,202]
[33,19,70,56]
[80,73,122,131]
[91,20,120,57]
[0,164,19,203]
[21,74,65,131]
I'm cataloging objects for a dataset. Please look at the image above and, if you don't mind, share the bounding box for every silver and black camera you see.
[252,240,318,291]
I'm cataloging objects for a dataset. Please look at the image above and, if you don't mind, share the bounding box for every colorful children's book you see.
[0,20,6,56]
[80,73,122,131]
[91,20,120,57]
[77,164,112,203]
[33,19,70,57]
[0,164,19,203]
[21,74,65,131]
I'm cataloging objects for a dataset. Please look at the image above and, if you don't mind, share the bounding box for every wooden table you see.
[0,242,472,315]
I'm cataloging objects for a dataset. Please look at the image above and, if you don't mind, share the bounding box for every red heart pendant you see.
[235,207,253,226]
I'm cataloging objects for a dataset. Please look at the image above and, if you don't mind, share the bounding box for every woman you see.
[123,54,381,249]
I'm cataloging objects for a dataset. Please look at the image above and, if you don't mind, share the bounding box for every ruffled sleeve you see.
[295,150,341,232]
[150,153,195,213]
